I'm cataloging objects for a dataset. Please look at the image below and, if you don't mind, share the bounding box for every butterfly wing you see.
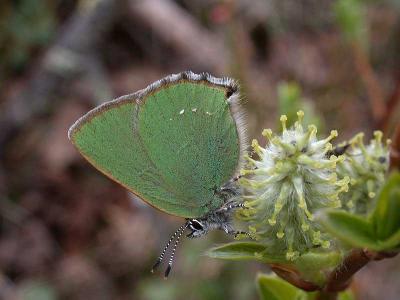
[69,72,246,218]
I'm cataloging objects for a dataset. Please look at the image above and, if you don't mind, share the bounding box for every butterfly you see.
[68,71,249,277]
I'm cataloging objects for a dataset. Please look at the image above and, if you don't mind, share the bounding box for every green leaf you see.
[372,172,400,240]
[277,82,323,130]
[278,82,301,128]
[257,274,306,300]
[318,210,379,250]
[334,0,368,48]
[319,172,400,252]
[20,280,56,300]
[377,229,400,251]
[295,251,342,272]
[206,242,286,263]
[338,290,356,300]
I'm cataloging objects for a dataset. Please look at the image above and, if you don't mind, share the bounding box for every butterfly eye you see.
[190,220,204,231]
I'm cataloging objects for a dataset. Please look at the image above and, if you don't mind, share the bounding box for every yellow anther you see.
[251,139,258,147]
[280,115,288,131]
[354,132,364,143]
[301,223,309,231]
[322,241,331,249]
[312,231,322,245]
[251,139,263,156]
[373,130,383,143]
[308,124,317,136]
[324,143,333,152]
[339,185,348,193]
[277,232,285,239]
[286,251,299,261]
[336,155,345,163]
[329,154,337,161]
[240,169,255,176]
[305,209,313,220]
[298,199,306,209]
[244,155,258,166]
[297,110,304,122]
[262,128,273,140]
[333,200,342,208]
[268,218,276,226]
[367,179,376,198]
[338,176,350,186]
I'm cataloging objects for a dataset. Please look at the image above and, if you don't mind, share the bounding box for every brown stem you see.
[270,249,398,297]
[390,124,400,171]
[270,264,320,292]
[128,0,226,72]
[316,291,338,300]
[325,249,370,292]
[351,42,386,127]
[383,75,400,134]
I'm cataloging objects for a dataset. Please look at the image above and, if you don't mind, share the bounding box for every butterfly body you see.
[187,200,247,238]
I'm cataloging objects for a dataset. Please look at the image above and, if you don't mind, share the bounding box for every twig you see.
[351,42,386,127]
[272,248,397,299]
[383,76,400,134]
[324,249,370,292]
[269,264,320,292]
[324,249,397,294]
[316,291,338,300]
[128,0,226,72]
[0,0,120,153]
[390,124,400,171]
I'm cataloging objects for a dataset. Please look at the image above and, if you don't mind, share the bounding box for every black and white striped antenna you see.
[164,223,188,278]
[151,222,188,277]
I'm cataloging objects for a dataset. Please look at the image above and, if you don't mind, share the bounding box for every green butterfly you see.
[68,71,248,277]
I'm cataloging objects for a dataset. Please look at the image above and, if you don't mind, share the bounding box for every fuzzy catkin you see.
[337,131,390,214]
[238,111,349,260]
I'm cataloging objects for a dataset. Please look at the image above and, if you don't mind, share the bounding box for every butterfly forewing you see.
[69,98,184,210]
[69,73,243,218]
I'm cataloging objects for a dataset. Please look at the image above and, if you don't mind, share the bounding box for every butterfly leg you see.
[214,174,243,200]
[224,227,253,239]
[217,200,248,212]
[228,174,243,183]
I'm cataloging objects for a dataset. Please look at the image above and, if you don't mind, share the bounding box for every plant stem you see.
[390,124,400,171]
[325,249,370,292]
[316,291,338,300]
[351,42,386,127]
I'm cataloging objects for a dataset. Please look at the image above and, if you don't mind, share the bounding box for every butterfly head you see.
[187,219,209,238]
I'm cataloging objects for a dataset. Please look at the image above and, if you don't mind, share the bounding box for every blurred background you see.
[0,0,400,299]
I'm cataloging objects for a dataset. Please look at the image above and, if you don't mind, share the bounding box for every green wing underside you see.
[70,82,240,218]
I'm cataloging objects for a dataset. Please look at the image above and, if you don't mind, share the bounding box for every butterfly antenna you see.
[151,222,188,273]
[164,223,189,279]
